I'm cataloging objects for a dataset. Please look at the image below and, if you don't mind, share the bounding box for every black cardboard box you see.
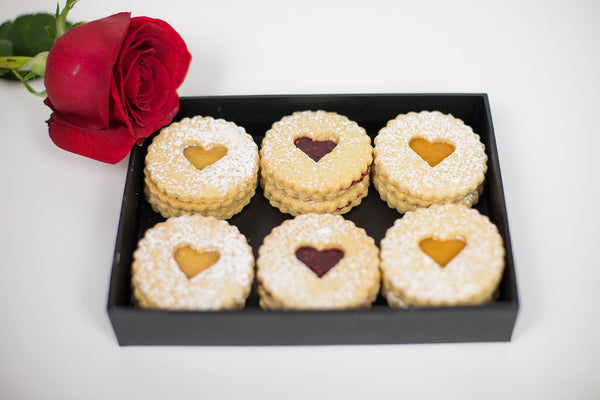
[107,94,518,346]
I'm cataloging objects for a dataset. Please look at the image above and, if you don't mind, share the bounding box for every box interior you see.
[107,94,518,345]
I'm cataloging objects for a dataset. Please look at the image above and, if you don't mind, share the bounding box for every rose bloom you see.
[44,12,191,163]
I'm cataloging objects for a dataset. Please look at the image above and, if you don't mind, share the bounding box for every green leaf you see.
[0,8,77,82]
[0,13,56,57]
[0,37,13,76]
[0,38,12,55]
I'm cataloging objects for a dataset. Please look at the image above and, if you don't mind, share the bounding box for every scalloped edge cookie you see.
[380,204,504,307]
[373,173,483,213]
[259,110,372,215]
[144,169,257,219]
[256,213,380,309]
[144,116,259,219]
[132,214,255,310]
[373,111,486,207]
[262,175,370,215]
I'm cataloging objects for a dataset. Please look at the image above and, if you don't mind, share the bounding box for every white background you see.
[1,0,599,398]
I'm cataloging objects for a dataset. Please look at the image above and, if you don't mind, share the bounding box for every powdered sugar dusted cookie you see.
[373,172,483,214]
[373,111,486,213]
[260,110,372,215]
[131,214,254,310]
[144,116,259,219]
[380,204,504,307]
[256,213,380,310]
[262,174,370,216]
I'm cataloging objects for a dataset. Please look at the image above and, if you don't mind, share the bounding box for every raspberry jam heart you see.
[184,145,227,170]
[419,238,465,267]
[295,246,344,278]
[409,138,455,167]
[294,137,337,162]
[174,246,220,279]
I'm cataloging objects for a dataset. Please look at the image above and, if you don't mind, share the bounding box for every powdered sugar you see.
[380,204,504,307]
[146,116,259,203]
[256,213,380,309]
[374,111,487,202]
[131,214,254,310]
[260,110,373,194]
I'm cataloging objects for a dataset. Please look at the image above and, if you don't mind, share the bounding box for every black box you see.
[107,94,518,346]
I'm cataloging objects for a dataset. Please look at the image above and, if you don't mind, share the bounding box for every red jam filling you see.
[257,280,273,298]
[295,246,344,278]
[335,192,364,212]
[294,137,337,162]
[346,166,370,189]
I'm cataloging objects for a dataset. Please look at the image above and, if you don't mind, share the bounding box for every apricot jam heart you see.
[295,246,344,278]
[174,246,220,279]
[183,145,227,170]
[419,238,466,267]
[294,137,337,162]
[409,138,455,167]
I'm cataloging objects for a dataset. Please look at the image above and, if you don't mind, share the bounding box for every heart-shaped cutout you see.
[184,145,227,171]
[294,137,337,162]
[174,246,220,279]
[409,138,455,167]
[295,246,344,278]
[419,238,466,267]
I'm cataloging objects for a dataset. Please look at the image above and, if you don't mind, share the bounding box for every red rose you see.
[44,12,191,163]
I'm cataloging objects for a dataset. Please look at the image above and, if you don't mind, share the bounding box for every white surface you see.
[1,0,599,398]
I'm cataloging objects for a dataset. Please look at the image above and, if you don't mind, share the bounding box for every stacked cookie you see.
[260,110,373,216]
[256,213,380,310]
[132,214,255,310]
[373,111,487,213]
[380,204,505,307]
[144,116,259,219]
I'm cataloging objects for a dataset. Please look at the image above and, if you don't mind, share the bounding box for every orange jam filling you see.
[184,145,227,170]
[409,138,455,167]
[419,238,466,267]
[174,246,220,279]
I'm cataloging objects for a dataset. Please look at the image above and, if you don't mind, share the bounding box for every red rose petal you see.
[44,13,131,129]
[46,107,136,164]
[128,17,191,86]
[43,13,191,163]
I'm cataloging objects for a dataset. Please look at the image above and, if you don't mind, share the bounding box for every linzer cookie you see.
[256,213,380,310]
[260,111,372,215]
[373,111,487,213]
[380,204,505,308]
[144,116,259,219]
[131,214,254,310]
[262,175,370,215]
